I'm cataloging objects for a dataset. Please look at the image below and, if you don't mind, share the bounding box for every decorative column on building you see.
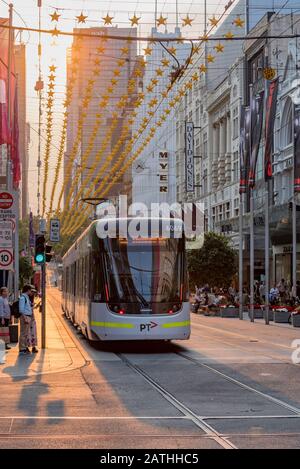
[218,116,226,189]
[212,122,219,191]
[225,110,232,184]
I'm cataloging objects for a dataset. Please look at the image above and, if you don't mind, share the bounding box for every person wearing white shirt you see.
[19,284,37,355]
[0,287,11,350]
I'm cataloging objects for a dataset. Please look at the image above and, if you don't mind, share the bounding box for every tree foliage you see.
[19,256,34,289]
[187,232,238,289]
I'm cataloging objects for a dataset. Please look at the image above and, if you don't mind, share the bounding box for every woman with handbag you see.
[0,287,11,350]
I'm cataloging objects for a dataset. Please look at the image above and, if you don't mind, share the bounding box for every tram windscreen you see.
[103,237,185,307]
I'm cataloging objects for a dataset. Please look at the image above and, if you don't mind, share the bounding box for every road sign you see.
[0,192,13,210]
[0,220,13,248]
[50,219,60,243]
[0,248,14,270]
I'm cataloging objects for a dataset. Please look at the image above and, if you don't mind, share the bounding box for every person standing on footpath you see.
[19,285,38,355]
[0,287,11,350]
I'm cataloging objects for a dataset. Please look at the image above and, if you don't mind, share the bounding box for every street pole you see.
[6,3,13,190]
[265,180,270,325]
[250,189,255,322]
[239,192,244,320]
[41,261,46,349]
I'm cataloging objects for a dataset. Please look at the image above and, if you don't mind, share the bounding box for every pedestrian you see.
[277,278,287,302]
[297,281,300,302]
[19,285,38,355]
[270,284,279,305]
[259,281,266,303]
[0,287,11,350]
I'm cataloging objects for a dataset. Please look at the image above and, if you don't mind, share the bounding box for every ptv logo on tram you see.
[140,321,158,332]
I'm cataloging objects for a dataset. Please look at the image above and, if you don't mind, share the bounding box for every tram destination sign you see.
[185,122,194,193]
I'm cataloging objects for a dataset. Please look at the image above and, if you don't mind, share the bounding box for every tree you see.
[187,232,238,289]
[19,256,34,289]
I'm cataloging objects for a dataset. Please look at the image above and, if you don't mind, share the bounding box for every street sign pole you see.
[41,261,46,349]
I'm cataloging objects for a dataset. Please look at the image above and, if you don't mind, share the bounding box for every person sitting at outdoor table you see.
[269,284,279,305]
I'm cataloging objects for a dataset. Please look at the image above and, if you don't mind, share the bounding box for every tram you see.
[62,217,190,341]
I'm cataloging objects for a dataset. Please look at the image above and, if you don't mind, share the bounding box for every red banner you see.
[264,79,279,181]
[248,90,265,188]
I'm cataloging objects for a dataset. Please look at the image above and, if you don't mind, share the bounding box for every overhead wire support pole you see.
[6,3,13,191]
[37,0,42,218]
[249,84,255,323]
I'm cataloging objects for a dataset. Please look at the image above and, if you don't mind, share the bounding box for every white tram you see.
[62,217,190,341]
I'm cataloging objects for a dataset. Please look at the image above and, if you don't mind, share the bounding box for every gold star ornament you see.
[102,14,114,26]
[182,15,193,27]
[214,43,224,53]
[76,12,88,24]
[130,14,141,27]
[157,14,167,27]
[234,16,245,28]
[50,11,60,22]
[209,16,219,27]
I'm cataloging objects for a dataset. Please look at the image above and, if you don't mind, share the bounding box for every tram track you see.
[116,352,237,449]
[175,351,300,416]
[48,290,300,448]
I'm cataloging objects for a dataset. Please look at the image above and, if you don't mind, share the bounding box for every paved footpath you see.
[0,288,300,449]
[0,297,85,379]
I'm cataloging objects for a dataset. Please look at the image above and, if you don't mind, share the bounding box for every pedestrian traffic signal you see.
[34,234,45,264]
[45,244,53,263]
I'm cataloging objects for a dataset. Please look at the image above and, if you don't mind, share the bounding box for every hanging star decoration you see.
[130,14,141,27]
[168,46,177,55]
[76,12,88,24]
[214,43,224,53]
[157,14,167,27]
[182,15,193,27]
[224,31,234,40]
[49,65,57,72]
[97,45,105,54]
[192,72,199,81]
[50,11,60,22]
[50,27,60,37]
[143,46,152,56]
[200,64,207,73]
[207,54,215,63]
[161,58,170,67]
[102,14,114,26]
[121,46,129,55]
[155,68,163,77]
[209,16,219,27]
[234,16,245,28]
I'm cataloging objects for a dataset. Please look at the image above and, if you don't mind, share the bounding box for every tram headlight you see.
[111,304,126,315]
[168,304,182,314]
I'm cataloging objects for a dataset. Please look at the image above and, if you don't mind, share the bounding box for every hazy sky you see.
[0,0,232,214]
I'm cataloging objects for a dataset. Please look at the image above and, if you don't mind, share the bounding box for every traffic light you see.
[45,244,53,263]
[34,234,45,264]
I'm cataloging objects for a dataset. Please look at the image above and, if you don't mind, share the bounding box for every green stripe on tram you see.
[91,321,135,329]
[161,321,190,328]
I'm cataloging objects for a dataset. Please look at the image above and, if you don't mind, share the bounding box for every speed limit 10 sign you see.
[0,248,14,270]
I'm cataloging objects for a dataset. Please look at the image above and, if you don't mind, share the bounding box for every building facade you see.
[64,27,138,210]
[132,27,189,209]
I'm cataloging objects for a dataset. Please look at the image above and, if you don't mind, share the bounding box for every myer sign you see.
[185,122,194,192]
[158,152,168,193]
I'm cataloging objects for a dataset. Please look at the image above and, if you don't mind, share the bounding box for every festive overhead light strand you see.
[61,1,239,233]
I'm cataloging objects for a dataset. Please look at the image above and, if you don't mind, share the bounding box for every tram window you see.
[91,253,106,302]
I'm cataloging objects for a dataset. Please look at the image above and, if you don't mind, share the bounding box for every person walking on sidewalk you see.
[19,285,38,355]
[27,288,38,353]
[0,287,11,350]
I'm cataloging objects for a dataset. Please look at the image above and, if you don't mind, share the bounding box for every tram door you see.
[72,261,77,319]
